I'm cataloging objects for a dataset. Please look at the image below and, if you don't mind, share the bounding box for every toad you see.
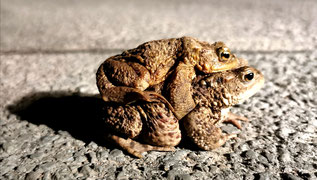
[103,66,264,157]
[183,66,265,150]
[96,37,247,119]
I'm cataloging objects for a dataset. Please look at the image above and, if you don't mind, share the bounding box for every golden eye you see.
[243,72,254,82]
[218,48,231,61]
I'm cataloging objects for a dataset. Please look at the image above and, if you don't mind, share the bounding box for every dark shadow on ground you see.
[7,91,202,151]
[7,91,115,148]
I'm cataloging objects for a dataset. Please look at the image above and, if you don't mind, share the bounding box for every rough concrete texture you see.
[1,0,316,179]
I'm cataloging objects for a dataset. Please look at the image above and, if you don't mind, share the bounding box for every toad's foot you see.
[106,134,175,158]
[223,112,248,129]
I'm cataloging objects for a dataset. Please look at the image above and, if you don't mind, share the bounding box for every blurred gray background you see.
[1,0,316,179]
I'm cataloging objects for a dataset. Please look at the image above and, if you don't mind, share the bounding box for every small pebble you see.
[87,152,98,164]
[281,173,301,180]
[116,171,129,180]
[25,169,44,180]
[258,172,271,180]
[39,162,56,171]
[167,170,191,180]
[109,149,124,158]
[171,150,189,161]
[79,165,97,177]
[278,150,291,163]
[243,150,258,160]
[262,151,274,163]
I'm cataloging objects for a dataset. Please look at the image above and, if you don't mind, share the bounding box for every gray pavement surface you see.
[1,0,316,179]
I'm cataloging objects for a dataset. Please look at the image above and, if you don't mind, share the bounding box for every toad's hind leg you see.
[104,104,175,158]
[104,105,144,138]
[140,102,182,147]
[106,134,175,158]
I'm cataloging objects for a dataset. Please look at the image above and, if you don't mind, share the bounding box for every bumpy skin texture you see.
[183,66,265,150]
[96,37,247,119]
[103,102,181,158]
[102,66,263,157]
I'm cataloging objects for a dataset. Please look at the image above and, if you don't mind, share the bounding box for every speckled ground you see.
[1,0,316,179]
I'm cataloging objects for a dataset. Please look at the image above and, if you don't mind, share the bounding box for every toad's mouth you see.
[196,60,242,74]
[201,57,248,73]
[211,61,239,72]
[237,75,265,104]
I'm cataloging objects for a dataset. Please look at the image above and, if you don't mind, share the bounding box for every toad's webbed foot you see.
[106,134,175,158]
[223,112,249,129]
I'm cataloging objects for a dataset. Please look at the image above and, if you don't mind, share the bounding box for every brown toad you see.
[96,37,247,119]
[102,66,263,158]
[183,66,264,150]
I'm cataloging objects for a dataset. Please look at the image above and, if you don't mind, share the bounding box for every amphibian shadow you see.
[7,91,205,152]
[7,91,114,148]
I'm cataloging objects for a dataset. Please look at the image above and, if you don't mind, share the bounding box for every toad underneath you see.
[96,37,247,119]
[102,66,264,158]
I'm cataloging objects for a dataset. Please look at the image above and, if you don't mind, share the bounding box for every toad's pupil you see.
[245,73,254,81]
[222,52,230,59]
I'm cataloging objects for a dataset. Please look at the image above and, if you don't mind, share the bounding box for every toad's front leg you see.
[183,106,237,150]
[97,57,172,106]
[97,56,151,90]
[166,62,196,119]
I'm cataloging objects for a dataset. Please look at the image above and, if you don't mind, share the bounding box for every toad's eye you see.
[243,72,254,82]
[218,48,231,61]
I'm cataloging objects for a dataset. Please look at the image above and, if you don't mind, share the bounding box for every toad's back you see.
[123,38,182,85]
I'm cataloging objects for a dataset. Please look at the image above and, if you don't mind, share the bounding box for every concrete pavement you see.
[1,0,316,179]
